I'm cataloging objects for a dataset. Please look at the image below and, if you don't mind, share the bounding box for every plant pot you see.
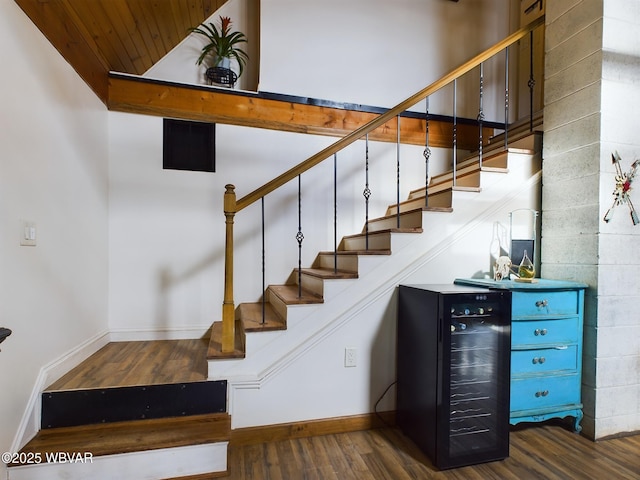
[205,56,237,87]
[205,66,237,88]
[214,56,231,70]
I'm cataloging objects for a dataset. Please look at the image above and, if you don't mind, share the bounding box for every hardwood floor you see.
[46,339,209,391]
[225,423,640,480]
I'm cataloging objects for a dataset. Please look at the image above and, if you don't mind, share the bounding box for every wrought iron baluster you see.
[261,196,265,324]
[504,46,510,149]
[363,134,371,250]
[333,153,338,273]
[478,62,485,169]
[424,97,430,208]
[396,115,401,228]
[296,175,304,298]
[528,30,535,132]
[453,78,457,187]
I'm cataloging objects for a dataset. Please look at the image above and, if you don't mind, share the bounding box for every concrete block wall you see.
[542,0,640,439]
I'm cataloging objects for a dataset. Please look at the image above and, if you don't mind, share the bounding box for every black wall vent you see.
[163,118,215,172]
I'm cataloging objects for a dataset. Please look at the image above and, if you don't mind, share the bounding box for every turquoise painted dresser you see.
[454,278,587,431]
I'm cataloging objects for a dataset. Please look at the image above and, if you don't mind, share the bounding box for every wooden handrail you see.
[219,16,545,352]
[233,15,544,214]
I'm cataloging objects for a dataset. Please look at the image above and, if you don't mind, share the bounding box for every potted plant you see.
[190,16,249,86]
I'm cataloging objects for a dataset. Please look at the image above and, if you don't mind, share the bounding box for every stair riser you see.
[7,443,228,480]
[267,289,289,321]
[413,168,480,197]
[316,254,358,272]
[482,151,509,169]
[412,171,480,199]
[41,381,227,429]
[365,210,423,233]
[299,273,324,297]
[386,191,452,215]
[341,233,391,251]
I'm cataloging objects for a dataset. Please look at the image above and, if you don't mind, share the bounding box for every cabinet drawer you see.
[510,374,581,412]
[512,290,580,317]
[511,346,578,375]
[511,317,579,347]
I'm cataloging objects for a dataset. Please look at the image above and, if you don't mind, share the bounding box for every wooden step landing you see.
[47,339,209,392]
[15,413,230,463]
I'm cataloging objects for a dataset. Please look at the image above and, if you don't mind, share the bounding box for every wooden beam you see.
[108,74,491,150]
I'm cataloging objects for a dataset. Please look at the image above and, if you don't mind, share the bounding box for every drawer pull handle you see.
[532,356,547,364]
[535,328,548,336]
[535,390,550,398]
[536,299,548,308]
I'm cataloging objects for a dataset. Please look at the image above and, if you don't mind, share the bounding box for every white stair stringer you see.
[210,151,541,430]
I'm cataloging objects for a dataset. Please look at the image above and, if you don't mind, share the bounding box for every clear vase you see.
[518,250,535,279]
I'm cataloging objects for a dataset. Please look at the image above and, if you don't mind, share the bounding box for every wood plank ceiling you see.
[14,0,227,102]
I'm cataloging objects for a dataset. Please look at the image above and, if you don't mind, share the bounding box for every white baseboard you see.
[109,326,210,342]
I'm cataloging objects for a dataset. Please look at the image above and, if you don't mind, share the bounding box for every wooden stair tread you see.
[424,149,510,192]
[332,249,392,255]
[366,207,451,229]
[342,227,422,240]
[299,267,359,280]
[237,302,286,332]
[207,320,245,360]
[269,284,324,304]
[452,186,481,192]
[390,189,453,210]
[16,413,230,461]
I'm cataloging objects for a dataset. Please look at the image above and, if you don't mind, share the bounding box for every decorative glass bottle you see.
[518,250,535,279]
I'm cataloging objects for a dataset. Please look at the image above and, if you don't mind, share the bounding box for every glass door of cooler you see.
[438,293,511,468]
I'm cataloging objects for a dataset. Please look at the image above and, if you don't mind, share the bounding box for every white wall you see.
[260,0,513,115]
[0,1,109,475]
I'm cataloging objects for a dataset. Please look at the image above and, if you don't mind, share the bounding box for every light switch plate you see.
[20,220,37,246]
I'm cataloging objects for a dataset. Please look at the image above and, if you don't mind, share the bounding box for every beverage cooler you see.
[397,284,512,469]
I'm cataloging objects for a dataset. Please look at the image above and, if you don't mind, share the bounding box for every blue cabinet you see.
[454,278,587,431]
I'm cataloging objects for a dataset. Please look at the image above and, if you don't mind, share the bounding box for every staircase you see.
[207,126,542,391]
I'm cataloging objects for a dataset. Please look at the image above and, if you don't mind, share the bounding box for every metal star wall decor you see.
[603,151,640,225]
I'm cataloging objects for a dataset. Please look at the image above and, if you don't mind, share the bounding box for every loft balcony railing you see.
[220,16,545,352]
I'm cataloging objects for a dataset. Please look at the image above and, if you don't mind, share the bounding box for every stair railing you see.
[220,16,544,352]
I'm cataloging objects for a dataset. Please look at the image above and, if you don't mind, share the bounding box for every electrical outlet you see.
[344,347,357,367]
